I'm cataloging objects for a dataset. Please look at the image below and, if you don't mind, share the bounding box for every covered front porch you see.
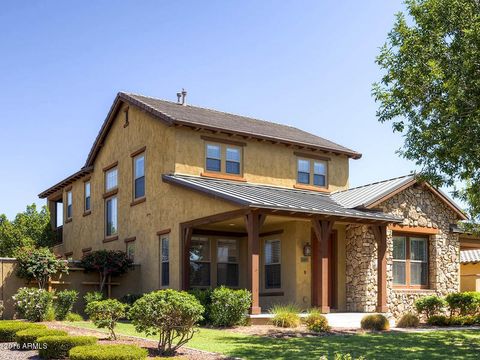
[180,207,394,315]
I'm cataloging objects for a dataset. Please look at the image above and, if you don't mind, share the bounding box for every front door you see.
[311,230,337,309]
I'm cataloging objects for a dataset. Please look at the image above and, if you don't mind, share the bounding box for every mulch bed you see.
[45,322,226,359]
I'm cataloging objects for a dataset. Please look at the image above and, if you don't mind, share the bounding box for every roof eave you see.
[38,166,94,199]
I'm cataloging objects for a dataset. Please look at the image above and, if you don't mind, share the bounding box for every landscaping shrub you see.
[414,295,446,319]
[69,344,148,360]
[448,315,478,326]
[0,321,46,342]
[360,314,390,331]
[209,286,251,327]
[427,315,450,326]
[129,289,203,355]
[38,335,97,359]
[189,288,212,325]
[396,313,420,328]
[44,306,56,321]
[119,293,143,306]
[66,312,84,322]
[85,299,126,340]
[54,289,78,320]
[15,328,67,348]
[445,292,480,316]
[305,309,330,332]
[270,304,301,328]
[13,287,54,322]
[84,291,104,305]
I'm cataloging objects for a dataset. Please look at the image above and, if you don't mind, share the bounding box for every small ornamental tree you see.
[15,246,68,289]
[80,250,132,293]
[129,290,204,355]
[85,299,126,340]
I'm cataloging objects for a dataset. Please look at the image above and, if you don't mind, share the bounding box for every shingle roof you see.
[162,174,402,223]
[331,175,416,208]
[119,92,361,159]
[460,249,480,264]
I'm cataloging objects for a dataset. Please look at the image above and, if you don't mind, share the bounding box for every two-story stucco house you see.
[39,91,467,318]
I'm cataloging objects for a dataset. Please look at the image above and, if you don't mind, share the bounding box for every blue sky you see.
[0,1,418,219]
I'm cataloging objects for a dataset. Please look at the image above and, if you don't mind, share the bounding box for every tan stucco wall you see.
[461,263,480,292]
[174,128,350,192]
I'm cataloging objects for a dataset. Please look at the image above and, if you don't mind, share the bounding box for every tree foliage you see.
[373,0,480,220]
[15,246,68,289]
[85,299,126,340]
[80,250,132,293]
[0,204,53,256]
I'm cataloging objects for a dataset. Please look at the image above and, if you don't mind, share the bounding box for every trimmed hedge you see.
[69,344,148,360]
[209,287,251,327]
[38,335,97,359]
[445,292,480,316]
[0,321,46,342]
[360,314,390,331]
[427,315,450,326]
[15,328,67,348]
[414,295,446,319]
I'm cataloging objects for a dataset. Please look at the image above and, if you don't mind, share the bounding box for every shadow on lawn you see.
[217,330,480,360]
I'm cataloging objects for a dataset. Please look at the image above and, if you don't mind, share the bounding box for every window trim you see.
[216,238,239,287]
[161,235,170,287]
[263,238,281,290]
[84,180,91,214]
[203,141,244,178]
[104,195,118,239]
[132,148,146,202]
[392,233,429,289]
[104,166,118,193]
[295,157,328,189]
[66,190,73,221]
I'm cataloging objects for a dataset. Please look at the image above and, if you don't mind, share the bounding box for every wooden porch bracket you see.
[244,211,266,315]
[311,218,334,313]
[181,226,193,290]
[372,225,388,313]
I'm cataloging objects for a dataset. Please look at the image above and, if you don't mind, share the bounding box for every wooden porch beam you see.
[372,225,388,313]
[244,211,266,315]
[311,218,334,313]
[181,226,193,290]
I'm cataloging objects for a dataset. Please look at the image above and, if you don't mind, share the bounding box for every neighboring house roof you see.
[460,249,480,264]
[162,174,402,223]
[331,174,467,220]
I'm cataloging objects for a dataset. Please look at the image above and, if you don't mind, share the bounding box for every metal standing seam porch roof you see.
[460,249,480,264]
[162,174,402,223]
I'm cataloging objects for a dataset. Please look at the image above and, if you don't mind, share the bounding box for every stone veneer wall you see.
[345,184,460,318]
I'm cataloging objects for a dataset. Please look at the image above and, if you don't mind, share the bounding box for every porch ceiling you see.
[163,174,402,224]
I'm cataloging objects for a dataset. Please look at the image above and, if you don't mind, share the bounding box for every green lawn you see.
[67,321,480,359]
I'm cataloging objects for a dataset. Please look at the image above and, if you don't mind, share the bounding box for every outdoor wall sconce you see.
[303,243,312,257]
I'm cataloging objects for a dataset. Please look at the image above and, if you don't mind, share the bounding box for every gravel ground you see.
[0,343,40,359]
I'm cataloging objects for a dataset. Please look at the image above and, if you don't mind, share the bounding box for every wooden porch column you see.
[372,225,388,313]
[311,218,334,313]
[245,212,266,315]
[181,226,193,290]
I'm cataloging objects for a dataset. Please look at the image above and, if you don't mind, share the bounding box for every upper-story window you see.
[296,158,327,188]
[133,154,145,199]
[66,190,73,220]
[205,142,243,176]
[105,167,118,191]
[84,181,91,212]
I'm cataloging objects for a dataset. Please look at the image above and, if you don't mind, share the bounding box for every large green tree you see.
[373,0,480,220]
[0,204,53,256]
